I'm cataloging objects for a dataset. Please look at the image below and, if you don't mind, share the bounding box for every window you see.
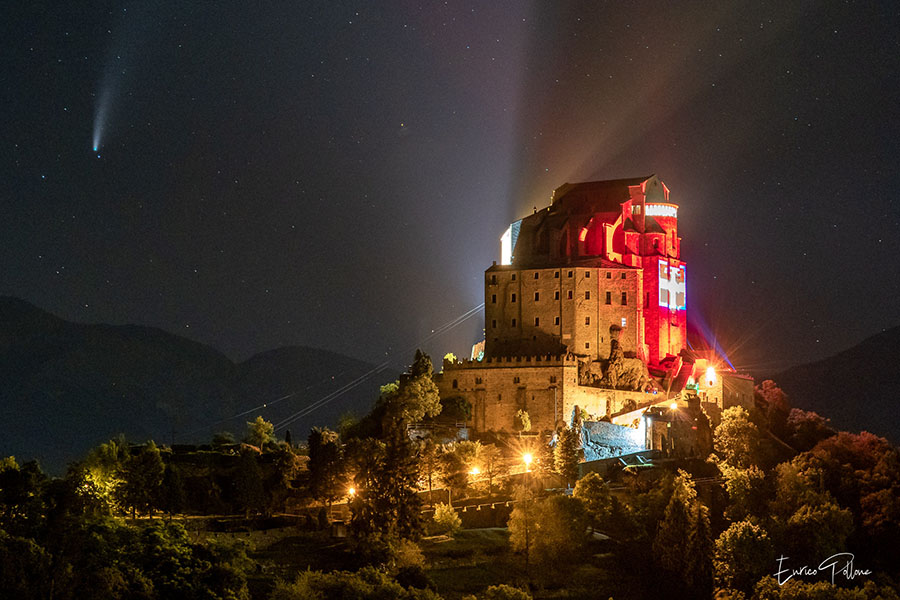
[605,291,612,305]
[585,291,591,300]
[585,271,591,278]
[550,375,557,383]
[490,275,497,284]
[513,376,521,384]
[585,316,591,325]
[511,293,517,303]
[567,290,573,300]
[534,317,540,326]
[554,291,560,300]
[568,270,573,277]
[554,316,560,325]
[491,319,497,328]
[511,318,517,327]
[511,273,516,281]
[554,271,560,278]
[585,342,590,349]
[475,377,483,384]
[534,272,539,279]
[621,272,627,279]
[452,379,458,389]
[491,294,497,304]
[606,271,611,279]
[621,317,627,327]
[621,292,628,305]
[534,292,540,301]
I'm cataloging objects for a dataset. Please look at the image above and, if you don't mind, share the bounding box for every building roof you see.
[550,175,655,215]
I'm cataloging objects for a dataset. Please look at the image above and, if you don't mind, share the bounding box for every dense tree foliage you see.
[245,415,276,448]
[714,407,761,468]
[307,426,346,508]
[554,425,580,487]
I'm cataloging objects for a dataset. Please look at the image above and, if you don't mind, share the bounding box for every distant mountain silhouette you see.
[0,297,398,473]
[772,325,900,443]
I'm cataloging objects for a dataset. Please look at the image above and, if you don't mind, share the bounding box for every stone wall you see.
[484,264,643,361]
[439,356,660,434]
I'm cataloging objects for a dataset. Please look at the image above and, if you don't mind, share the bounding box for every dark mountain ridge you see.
[771,324,900,444]
[0,297,396,473]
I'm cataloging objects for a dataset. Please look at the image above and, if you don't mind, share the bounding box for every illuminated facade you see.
[437,175,742,447]
[490,174,686,366]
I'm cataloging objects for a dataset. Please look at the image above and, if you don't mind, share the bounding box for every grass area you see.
[422,529,648,600]
[245,530,353,599]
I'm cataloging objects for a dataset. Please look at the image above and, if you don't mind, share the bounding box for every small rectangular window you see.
[554,271,560,278]
[491,294,497,303]
[534,317,540,326]
[568,270,573,277]
[491,319,497,328]
[585,342,590,349]
[550,375,557,383]
[605,291,612,305]
[511,318,517,327]
[513,376,521,384]
[534,272,539,279]
[585,316,590,325]
[621,272,627,279]
[511,273,517,281]
[554,291,560,300]
[554,316,560,325]
[511,293,517,303]
[585,291,591,300]
[621,292,627,305]
[491,275,497,284]
[621,317,627,327]
[567,291,573,300]
[606,272,611,279]
[475,377,483,384]
[534,292,540,301]
[585,271,591,278]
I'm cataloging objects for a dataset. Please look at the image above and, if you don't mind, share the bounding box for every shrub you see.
[431,502,462,536]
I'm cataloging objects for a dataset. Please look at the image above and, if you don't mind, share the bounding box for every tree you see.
[234,450,265,518]
[479,444,507,497]
[212,431,235,448]
[418,439,440,506]
[440,395,472,423]
[653,470,714,596]
[437,445,468,504]
[481,584,533,600]
[431,502,461,536]
[786,408,834,452]
[510,492,589,582]
[719,463,768,521]
[349,426,423,544]
[714,520,775,595]
[573,472,612,532]
[554,425,580,487]
[714,406,761,468]
[307,427,346,509]
[116,441,164,518]
[245,416,275,448]
[159,464,185,517]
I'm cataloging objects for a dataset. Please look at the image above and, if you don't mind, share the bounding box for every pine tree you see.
[554,426,580,487]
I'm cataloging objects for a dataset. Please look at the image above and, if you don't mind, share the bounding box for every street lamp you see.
[669,402,678,410]
[522,453,533,472]
[347,486,356,497]
[469,466,481,476]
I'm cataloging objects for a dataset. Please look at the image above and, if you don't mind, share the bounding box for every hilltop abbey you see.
[438,175,753,457]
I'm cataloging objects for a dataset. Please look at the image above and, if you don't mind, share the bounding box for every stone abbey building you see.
[438,175,753,454]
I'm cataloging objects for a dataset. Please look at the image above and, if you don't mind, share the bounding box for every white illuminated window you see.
[621,317,627,327]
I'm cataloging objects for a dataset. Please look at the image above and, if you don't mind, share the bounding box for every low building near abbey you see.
[437,175,754,459]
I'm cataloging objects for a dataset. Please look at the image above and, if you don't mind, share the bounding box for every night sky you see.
[3,1,899,377]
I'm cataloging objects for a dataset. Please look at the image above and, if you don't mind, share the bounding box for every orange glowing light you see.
[669,402,678,410]
[705,366,717,387]
[348,487,356,496]
[522,453,533,467]
[470,467,481,476]
[579,227,588,242]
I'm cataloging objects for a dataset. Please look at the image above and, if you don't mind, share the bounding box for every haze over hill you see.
[772,325,900,444]
[0,297,398,473]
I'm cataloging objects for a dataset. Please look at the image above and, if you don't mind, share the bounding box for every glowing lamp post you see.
[522,453,533,472]
[347,487,356,498]
[669,402,678,410]
[469,466,481,476]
